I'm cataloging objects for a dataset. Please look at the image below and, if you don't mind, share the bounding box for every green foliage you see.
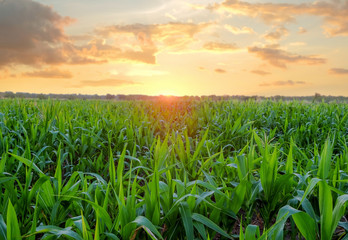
[0,98,347,239]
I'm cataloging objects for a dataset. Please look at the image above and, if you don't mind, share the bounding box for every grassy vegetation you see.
[0,98,347,239]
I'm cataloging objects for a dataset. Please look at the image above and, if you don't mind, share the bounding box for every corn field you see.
[0,98,347,239]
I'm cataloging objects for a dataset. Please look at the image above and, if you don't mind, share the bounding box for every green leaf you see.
[59,195,113,231]
[191,213,232,239]
[230,180,247,214]
[317,139,333,180]
[245,225,260,240]
[81,211,90,240]
[298,178,321,207]
[331,194,348,238]
[285,138,294,175]
[0,214,7,240]
[292,212,317,240]
[29,198,39,240]
[54,143,62,195]
[9,154,44,176]
[0,177,16,185]
[132,216,163,240]
[274,205,317,240]
[193,222,207,240]
[179,202,194,240]
[28,175,50,204]
[192,128,209,162]
[239,220,244,240]
[35,225,83,240]
[6,200,21,240]
[319,181,333,240]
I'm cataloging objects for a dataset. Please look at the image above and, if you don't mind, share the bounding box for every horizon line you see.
[1,91,348,98]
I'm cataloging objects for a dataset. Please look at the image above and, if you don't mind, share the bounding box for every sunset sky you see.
[1,0,348,96]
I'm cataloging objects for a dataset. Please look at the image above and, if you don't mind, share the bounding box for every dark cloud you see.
[0,44,105,67]
[0,0,72,50]
[215,68,227,73]
[251,70,271,76]
[0,0,104,68]
[260,80,306,87]
[329,68,348,75]
[248,45,326,68]
[23,68,73,78]
[71,79,138,88]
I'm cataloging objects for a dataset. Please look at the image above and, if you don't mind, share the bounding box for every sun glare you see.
[156,90,180,96]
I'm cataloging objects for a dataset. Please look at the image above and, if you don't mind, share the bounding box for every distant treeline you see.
[0,91,347,102]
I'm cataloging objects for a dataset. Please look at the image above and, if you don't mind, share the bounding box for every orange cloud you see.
[260,80,306,87]
[215,68,227,73]
[93,22,212,60]
[224,25,255,34]
[23,68,73,78]
[77,39,156,64]
[98,22,210,40]
[251,70,271,76]
[203,42,238,52]
[0,68,14,79]
[248,45,326,68]
[264,26,289,41]
[71,79,137,88]
[298,27,307,34]
[329,68,348,75]
[213,0,348,36]
[1,18,211,67]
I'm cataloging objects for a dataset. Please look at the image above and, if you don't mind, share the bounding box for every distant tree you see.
[117,94,126,100]
[313,93,322,102]
[16,92,31,98]
[67,94,77,100]
[106,94,115,100]
[4,91,15,98]
[37,94,48,100]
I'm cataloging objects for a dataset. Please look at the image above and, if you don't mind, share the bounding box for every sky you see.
[0,0,348,96]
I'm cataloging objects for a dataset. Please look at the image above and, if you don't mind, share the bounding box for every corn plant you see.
[0,98,346,239]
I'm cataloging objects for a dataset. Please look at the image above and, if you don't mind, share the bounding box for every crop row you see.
[0,99,347,239]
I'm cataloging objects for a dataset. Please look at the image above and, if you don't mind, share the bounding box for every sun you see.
[156,90,180,96]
